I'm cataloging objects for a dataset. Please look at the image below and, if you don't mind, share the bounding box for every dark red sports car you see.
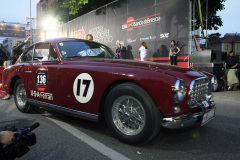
[3,38,217,145]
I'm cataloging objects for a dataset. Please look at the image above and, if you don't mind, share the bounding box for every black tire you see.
[104,83,162,145]
[14,79,32,113]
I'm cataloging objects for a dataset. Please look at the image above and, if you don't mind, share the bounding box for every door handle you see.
[19,64,24,72]
[25,71,32,73]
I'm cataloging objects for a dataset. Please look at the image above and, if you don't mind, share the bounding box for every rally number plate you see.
[201,108,215,126]
[202,100,209,108]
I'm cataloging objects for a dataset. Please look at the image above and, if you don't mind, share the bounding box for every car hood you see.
[64,58,208,84]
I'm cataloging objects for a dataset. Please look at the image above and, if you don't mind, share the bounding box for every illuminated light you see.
[46,31,60,39]
[14,23,20,27]
[41,32,46,41]
[41,17,60,40]
[42,17,58,31]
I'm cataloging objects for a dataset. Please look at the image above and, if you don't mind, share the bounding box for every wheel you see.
[104,83,162,145]
[14,79,32,113]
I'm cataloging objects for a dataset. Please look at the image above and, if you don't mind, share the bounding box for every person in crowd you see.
[0,48,10,100]
[169,40,180,65]
[12,36,31,64]
[115,43,121,58]
[0,131,16,145]
[86,34,93,41]
[224,51,239,91]
[238,55,240,69]
[139,42,148,61]
[119,42,127,59]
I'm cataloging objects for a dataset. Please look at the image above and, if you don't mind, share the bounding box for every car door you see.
[18,46,34,96]
[27,43,59,106]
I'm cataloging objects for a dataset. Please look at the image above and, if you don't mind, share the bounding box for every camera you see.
[0,122,40,160]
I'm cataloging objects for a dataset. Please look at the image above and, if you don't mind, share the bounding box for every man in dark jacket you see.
[12,36,31,64]
[224,51,239,91]
[0,48,8,67]
[0,48,10,100]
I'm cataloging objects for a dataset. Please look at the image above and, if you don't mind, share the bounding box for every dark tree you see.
[193,0,226,30]
[208,33,221,42]
[46,0,115,23]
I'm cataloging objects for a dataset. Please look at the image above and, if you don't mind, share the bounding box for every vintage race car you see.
[3,38,217,145]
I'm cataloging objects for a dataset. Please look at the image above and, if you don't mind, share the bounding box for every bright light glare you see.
[41,32,45,41]
[42,17,58,31]
[46,31,60,39]
[41,17,61,40]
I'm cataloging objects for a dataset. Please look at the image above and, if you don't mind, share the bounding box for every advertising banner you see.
[0,25,26,38]
[59,0,190,67]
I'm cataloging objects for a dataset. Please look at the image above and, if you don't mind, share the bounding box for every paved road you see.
[0,91,240,160]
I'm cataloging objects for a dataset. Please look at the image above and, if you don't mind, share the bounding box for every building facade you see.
[210,33,240,55]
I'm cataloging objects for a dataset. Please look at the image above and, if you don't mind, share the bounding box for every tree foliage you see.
[208,33,221,42]
[194,0,226,30]
[46,0,114,23]
[62,0,89,15]
[46,0,70,24]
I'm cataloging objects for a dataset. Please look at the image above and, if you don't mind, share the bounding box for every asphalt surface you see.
[0,90,240,160]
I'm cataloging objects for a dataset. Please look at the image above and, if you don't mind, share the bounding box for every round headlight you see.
[174,79,186,103]
[211,76,218,91]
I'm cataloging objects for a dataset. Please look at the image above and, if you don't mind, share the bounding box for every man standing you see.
[0,48,10,100]
[12,36,31,64]
[224,51,239,91]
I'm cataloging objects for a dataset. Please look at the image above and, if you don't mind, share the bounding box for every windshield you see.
[57,41,115,58]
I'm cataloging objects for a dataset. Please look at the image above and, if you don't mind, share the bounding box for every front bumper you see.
[162,99,215,129]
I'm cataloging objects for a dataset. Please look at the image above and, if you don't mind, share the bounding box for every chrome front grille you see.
[188,77,209,108]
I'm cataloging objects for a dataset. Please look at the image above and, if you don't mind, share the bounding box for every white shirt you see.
[139,46,147,61]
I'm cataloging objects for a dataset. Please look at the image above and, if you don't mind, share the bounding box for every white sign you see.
[73,73,94,104]
[30,90,53,101]
[160,33,169,39]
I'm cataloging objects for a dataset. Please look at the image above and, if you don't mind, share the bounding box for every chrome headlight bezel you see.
[211,75,218,92]
[173,79,186,104]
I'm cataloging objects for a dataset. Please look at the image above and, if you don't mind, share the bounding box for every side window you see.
[34,43,58,61]
[21,47,34,62]
[225,44,229,51]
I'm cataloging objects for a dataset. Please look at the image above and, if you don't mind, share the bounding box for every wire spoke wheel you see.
[16,83,27,108]
[14,79,32,113]
[112,96,146,136]
[105,83,162,145]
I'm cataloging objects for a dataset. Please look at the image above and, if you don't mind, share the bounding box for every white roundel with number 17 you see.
[73,73,94,104]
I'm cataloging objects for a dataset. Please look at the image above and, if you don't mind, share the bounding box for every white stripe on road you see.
[47,117,131,160]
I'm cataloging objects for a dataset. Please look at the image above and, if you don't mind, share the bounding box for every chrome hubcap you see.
[112,96,146,136]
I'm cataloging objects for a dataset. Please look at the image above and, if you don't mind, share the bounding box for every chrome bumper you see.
[162,100,215,129]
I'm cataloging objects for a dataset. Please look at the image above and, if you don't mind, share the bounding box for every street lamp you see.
[0,21,5,26]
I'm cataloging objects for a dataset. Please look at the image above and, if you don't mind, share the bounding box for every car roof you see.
[35,38,93,44]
